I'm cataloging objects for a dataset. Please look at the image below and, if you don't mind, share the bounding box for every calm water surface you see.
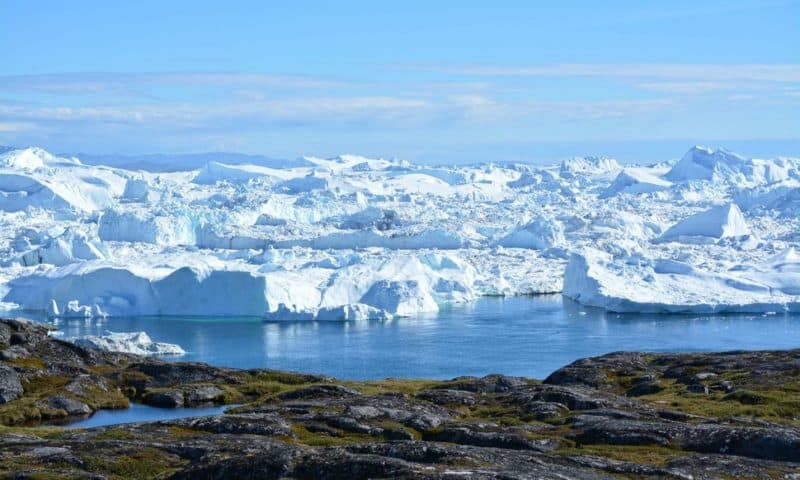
[52,403,232,428]
[35,295,800,380]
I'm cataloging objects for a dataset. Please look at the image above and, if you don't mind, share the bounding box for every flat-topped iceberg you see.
[72,331,185,356]
[4,251,477,319]
[192,161,283,185]
[563,248,800,313]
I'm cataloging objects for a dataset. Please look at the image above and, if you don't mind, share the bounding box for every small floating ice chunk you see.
[73,331,186,356]
[314,303,392,322]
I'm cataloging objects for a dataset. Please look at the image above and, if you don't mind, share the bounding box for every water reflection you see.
[49,403,232,429]
[17,295,800,380]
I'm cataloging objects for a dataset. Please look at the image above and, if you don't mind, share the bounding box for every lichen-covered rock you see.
[144,390,184,408]
[41,396,92,416]
[277,384,360,401]
[0,364,22,404]
[186,385,225,405]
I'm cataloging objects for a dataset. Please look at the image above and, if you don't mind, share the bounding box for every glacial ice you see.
[0,145,797,318]
[655,203,751,244]
[72,331,186,356]
[0,148,120,214]
[601,168,673,198]
[562,247,800,313]
[18,228,108,267]
[499,216,565,250]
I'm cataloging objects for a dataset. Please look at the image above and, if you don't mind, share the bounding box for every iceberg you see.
[192,161,282,185]
[98,209,195,246]
[121,177,153,202]
[19,228,107,267]
[736,180,800,218]
[656,203,751,244]
[0,148,124,213]
[601,168,672,198]
[5,260,271,317]
[563,249,800,313]
[499,216,565,250]
[72,331,185,356]
[665,146,799,185]
[559,156,621,178]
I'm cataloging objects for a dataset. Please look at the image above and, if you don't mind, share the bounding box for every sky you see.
[0,0,798,164]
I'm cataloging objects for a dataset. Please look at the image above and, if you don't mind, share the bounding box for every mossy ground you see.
[599,362,800,425]
[555,443,681,467]
[82,447,185,479]
[288,423,374,446]
[637,379,800,424]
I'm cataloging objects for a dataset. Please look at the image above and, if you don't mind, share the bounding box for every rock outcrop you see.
[0,318,798,479]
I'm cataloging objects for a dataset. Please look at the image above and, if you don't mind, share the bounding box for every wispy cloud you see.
[0,121,36,132]
[412,63,800,83]
[0,72,349,95]
[1,64,794,154]
[0,94,678,133]
[635,81,741,95]
[0,96,434,128]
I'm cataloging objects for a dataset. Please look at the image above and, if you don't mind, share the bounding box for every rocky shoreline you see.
[0,318,798,479]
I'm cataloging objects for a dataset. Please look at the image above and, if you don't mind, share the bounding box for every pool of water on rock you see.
[31,295,800,381]
[47,403,232,428]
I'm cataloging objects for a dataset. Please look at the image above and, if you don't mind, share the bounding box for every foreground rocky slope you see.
[0,318,798,479]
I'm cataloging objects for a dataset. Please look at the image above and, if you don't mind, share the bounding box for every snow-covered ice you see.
[0,145,798,318]
[72,331,185,356]
[655,203,751,244]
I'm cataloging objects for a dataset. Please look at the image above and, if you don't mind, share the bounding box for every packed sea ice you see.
[0,145,798,319]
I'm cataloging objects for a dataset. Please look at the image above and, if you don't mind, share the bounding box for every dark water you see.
[52,403,231,428]
[37,295,800,380]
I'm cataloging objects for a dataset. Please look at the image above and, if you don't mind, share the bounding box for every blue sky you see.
[1,0,798,164]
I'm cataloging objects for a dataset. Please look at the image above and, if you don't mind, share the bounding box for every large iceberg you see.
[192,161,283,185]
[665,146,799,185]
[0,148,122,213]
[563,248,800,313]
